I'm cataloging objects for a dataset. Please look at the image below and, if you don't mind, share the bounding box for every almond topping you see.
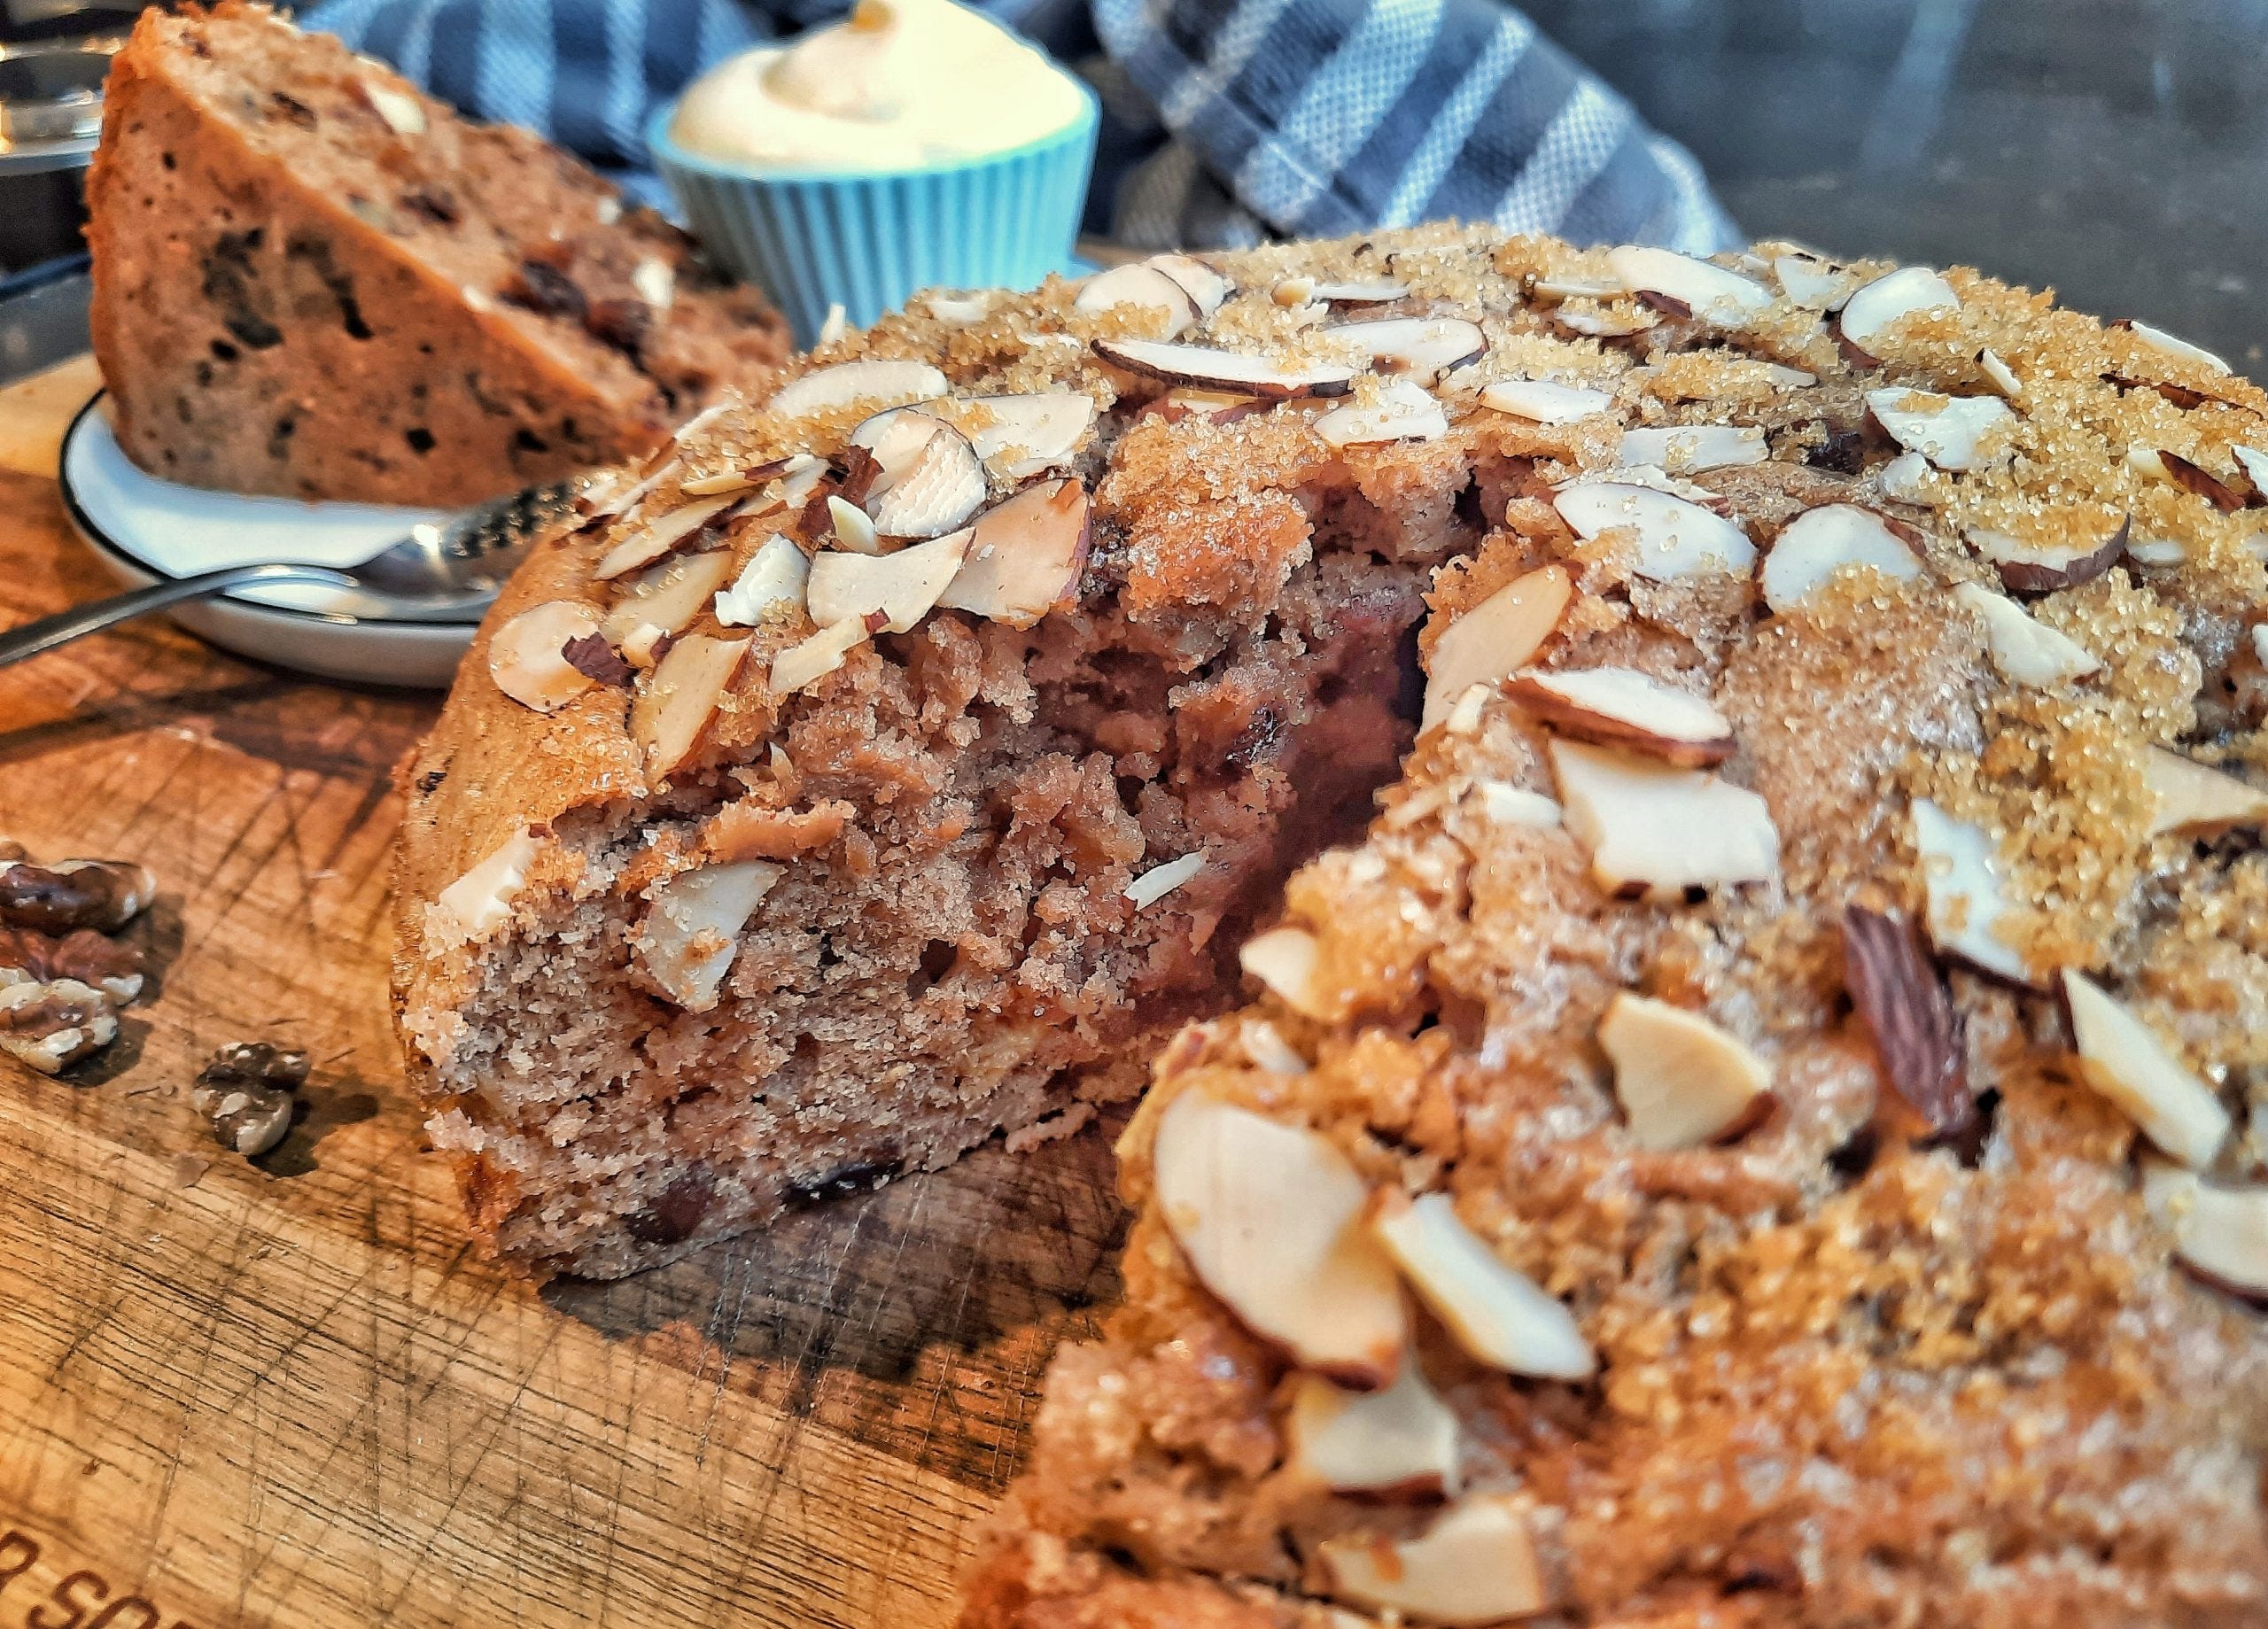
[437,827,541,942]
[633,633,750,782]
[936,479,1091,627]
[1597,992,1774,1151]
[1552,482,1757,582]
[1419,565,1573,730]
[1606,244,1771,320]
[767,615,874,698]
[1239,925,1326,1018]
[1317,1494,1549,1627]
[768,358,949,420]
[1951,583,2101,687]
[1619,423,1767,473]
[1837,266,1960,363]
[1505,666,1735,766]
[1074,262,1200,337]
[1761,503,1926,615]
[1910,799,2034,985]
[1313,377,1449,448]
[488,600,605,712]
[711,534,810,629]
[1319,316,1488,381]
[2145,747,2268,837]
[1285,1361,1461,1501]
[806,528,970,633]
[1864,389,2011,472]
[2141,1163,2268,1302]
[1549,739,1780,899]
[1153,1093,1408,1387]
[1372,1190,1594,1379]
[1969,516,2129,596]
[1842,905,1971,1138]
[633,860,781,1011]
[1478,377,1612,423]
[593,493,737,581]
[2064,971,2231,1169]
[1091,337,1356,399]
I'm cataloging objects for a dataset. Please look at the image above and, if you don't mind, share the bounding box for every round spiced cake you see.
[396,226,2268,1619]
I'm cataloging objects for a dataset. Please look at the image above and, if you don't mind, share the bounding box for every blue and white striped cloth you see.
[303,0,1736,254]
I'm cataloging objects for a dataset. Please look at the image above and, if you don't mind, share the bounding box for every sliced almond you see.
[2141,1164,2268,1301]
[768,358,950,421]
[633,632,750,782]
[361,79,427,136]
[602,549,740,665]
[807,528,969,633]
[1318,1493,1548,1627]
[1271,275,1318,308]
[1842,904,1972,1138]
[1761,503,1926,615]
[2232,445,2268,502]
[962,392,1095,477]
[1837,266,1960,363]
[1477,781,1563,827]
[1153,1093,1408,1387]
[630,256,675,313]
[1478,378,1612,424]
[1320,316,1487,382]
[711,534,810,629]
[1146,252,1232,319]
[936,479,1091,627]
[2113,317,2232,376]
[1772,252,1846,308]
[1978,347,2023,398]
[1606,244,1771,320]
[849,411,986,539]
[1371,1191,1595,1379]
[488,600,604,713]
[1530,273,1624,301]
[1597,992,1773,1151]
[1554,304,1660,338]
[1951,582,2101,687]
[1505,667,1734,767]
[1308,277,1409,306]
[1969,517,2129,595]
[633,859,781,1011]
[1285,1361,1461,1501]
[438,827,540,942]
[594,493,737,581]
[1910,799,2031,985]
[1552,482,1758,582]
[825,493,882,555]
[1549,739,1780,899]
[1619,423,1767,473]
[1239,925,1326,1019]
[1076,261,1200,337]
[1125,851,1203,909]
[1419,565,1573,730]
[1092,337,1356,399]
[1876,449,1938,506]
[2145,746,2268,837]
[1864,389,2011,472]
[1313,377,1449,448]
[2064,970,2231,1169]
[768,615,873,698]
[2128,446,2244,514]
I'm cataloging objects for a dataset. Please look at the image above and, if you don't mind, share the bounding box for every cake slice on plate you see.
[89,1,788,508]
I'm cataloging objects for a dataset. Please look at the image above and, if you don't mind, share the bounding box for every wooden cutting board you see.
[0,360,1123,1629]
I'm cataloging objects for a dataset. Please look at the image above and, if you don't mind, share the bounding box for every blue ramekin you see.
[648,81,1099,349]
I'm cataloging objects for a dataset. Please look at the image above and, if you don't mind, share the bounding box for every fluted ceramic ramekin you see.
[648,84,1099,348]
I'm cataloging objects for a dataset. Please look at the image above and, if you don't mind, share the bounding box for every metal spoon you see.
[0,480,579,669]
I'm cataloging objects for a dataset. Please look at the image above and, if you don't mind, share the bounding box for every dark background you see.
[1530,0,2268,367]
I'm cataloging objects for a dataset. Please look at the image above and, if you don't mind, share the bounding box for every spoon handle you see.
[0,562,357,668]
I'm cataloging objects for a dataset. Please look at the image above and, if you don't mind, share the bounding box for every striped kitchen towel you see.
[302,0,1737,253]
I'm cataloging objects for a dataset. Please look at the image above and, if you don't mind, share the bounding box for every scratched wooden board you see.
[0,359,1124,1629]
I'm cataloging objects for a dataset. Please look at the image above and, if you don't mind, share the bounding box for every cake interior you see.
[424,424,1517,1276]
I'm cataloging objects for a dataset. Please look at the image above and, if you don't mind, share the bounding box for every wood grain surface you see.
[0,360,1122,1629]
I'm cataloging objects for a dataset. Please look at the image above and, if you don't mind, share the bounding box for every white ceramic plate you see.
[58,393,484,688]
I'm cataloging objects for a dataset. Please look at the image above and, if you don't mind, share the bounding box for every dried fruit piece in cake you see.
[89,2,786,506]
[967,231,2268,1628]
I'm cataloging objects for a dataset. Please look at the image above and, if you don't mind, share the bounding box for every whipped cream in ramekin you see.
[668,0,1088,172]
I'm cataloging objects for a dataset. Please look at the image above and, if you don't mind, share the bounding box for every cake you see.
[957,254,2268,1621]
[88,2,788,508]
[393,209,2268,1448]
